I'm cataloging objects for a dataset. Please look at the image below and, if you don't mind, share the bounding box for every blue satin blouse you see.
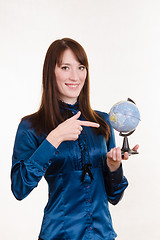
[11,102,128,240]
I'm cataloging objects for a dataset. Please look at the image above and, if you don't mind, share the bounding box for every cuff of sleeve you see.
[29,139,59,173]
[106,164,123,184]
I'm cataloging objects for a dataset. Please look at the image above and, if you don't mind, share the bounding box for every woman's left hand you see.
[106,145,139,172]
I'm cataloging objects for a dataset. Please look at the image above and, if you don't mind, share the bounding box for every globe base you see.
[121,149,139,157]
[120,131,139,157]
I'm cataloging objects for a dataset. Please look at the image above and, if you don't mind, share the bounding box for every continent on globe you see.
[109,115,117,123]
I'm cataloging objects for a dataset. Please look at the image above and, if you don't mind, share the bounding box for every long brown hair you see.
[23,38,110,140]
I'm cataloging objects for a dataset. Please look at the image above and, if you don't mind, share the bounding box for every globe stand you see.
[120,130,139,157]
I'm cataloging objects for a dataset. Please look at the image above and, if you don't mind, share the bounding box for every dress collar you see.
[59,100,79,112]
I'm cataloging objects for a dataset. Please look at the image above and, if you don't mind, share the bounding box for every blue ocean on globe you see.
[109,101,140,133]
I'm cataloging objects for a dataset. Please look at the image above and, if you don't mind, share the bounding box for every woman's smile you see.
[65,83,80,89]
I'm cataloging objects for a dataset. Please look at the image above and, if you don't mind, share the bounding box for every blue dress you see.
[11,102,128,240]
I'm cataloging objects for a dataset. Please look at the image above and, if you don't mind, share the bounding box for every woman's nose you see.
[69,69,79,81]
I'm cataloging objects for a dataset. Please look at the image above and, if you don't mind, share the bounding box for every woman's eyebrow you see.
[61,63,71,65]
[60,62,82,66]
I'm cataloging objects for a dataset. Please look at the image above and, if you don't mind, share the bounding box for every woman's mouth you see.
[65,83,79,89]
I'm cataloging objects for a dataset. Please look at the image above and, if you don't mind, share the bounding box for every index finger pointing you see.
[79,120,100,128]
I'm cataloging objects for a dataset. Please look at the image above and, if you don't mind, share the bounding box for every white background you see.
[1,0,160,239]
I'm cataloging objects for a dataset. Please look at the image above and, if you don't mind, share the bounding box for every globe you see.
[109,100,140,133]
[109,99,140,156]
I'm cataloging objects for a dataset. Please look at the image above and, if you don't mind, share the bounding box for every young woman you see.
[11,38,138,240]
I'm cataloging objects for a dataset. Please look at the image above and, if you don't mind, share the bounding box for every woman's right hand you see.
[46,111,100,148]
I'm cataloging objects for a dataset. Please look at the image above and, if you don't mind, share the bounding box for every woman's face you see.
[55,49,87,104]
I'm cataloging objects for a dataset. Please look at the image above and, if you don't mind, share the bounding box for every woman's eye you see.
[61,66,69,70]
[79,66,86,70]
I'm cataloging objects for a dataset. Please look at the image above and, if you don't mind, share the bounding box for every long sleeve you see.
[11,120,57,200]
[104,164,128,205]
